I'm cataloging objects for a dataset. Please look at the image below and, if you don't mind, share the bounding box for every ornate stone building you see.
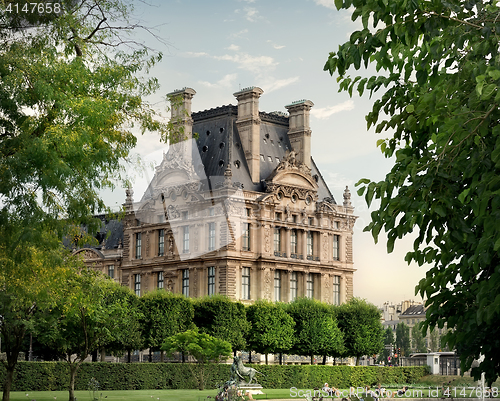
[75,87,357,305]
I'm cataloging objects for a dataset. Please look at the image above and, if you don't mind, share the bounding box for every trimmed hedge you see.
[0,362,429,391]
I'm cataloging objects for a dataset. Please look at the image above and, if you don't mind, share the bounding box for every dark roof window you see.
[202,145,209,152]
[218,160,225,167]
[219,142,225,149]
[206,130,211,136]
[219,127,224,133]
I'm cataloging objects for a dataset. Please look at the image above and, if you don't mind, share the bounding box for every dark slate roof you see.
[64,216,124,253]
[192,105,336,202]
[400,304,426,317]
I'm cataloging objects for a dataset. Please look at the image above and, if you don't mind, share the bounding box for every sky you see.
[103,0,432,307]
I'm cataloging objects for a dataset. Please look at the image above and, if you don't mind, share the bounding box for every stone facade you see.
[75,87,357,305]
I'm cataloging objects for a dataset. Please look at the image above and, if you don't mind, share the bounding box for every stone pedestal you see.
[239,383,264,395]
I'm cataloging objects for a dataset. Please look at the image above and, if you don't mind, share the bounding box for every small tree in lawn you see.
[162,328,232,390]
[36,268,137,401]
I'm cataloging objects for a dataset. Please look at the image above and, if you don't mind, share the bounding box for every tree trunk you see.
[148,348,152,362]
[355,356,359,366]
[127,350,131,363]
[322,355,327,365]
[2,363,15,401]
[100,348,106,362]
[279,352,283,365]
[91,349,97,362]
[68,363,80,401]
[160,350,164,363]
[310,355,314,365]
[248,350,252,364]
[265,354,268,365]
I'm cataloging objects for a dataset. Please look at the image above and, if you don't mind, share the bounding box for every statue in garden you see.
[230,356,264,384]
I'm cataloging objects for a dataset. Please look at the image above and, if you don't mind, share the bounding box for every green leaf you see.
[405,104,415,113]
[481,84,497,100]
[335,0,343,9]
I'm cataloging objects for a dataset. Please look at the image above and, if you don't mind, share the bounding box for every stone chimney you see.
[234,86,264,183]
[167,87,196,144]
[285,99,314,169]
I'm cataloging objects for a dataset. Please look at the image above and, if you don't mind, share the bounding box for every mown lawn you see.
[10,389,294,401]
[10,376,500,401]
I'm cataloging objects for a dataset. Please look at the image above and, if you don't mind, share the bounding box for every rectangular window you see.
[334,221,339,229]
[183,226,190,253]
[290,272,298,301]
[208,222,216,251]
[306,231,313,257]
[242,267,250,300]
[158,271,164,289]
[242,222,250,251]
[134,274,141,296]
[276,212,282,221]
[274,228,281,253]
[208,267,215,296]
[274,270,281,301]
[306,273,314,299]
[135,233,142,259]
[333,234,340,261]
[333,275,340,305]
[158,229,165,256]
[290,229,297,255]
[108,265,115,279]
[182,269,189,297]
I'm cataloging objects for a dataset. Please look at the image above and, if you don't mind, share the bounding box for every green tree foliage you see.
[395,323,411,358]
[100,285,144,361]
[377,327,394,364]
[286,298,344,363]
[429,329,440,352]
[162,328,232,390]
[325,0,500,383]
[0,0,169,397]
[246,300,295,362]
[193,295,250,352]
[35,269,138,401]
[0,243,73,401]
[140,290,194,360]
[411,324,427,353]
[337,298,384,364]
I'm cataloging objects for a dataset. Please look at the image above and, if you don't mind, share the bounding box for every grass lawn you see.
[10,389,294,401]
[10,376,500,401]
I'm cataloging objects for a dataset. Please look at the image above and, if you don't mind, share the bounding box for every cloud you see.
[229,29,249,39]
[235,7,262,22]
[313,0,336,9]
[227,44,240,51]
[198,74,238,89]
[311,100,355,119]
[214,53,277,73]
[184,51,209,57]
[237,0,256,2]
[267,40,285,49]
[264,76,300,93]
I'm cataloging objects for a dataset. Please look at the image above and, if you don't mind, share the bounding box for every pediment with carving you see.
[73,248,104,260]
[265,151,318,201]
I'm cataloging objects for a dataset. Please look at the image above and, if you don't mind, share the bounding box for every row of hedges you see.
[0,362,429,391]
